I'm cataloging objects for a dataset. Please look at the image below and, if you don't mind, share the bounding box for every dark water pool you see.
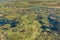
[0,18,19,28]
[38,16,60,31]
[47,16,59,31]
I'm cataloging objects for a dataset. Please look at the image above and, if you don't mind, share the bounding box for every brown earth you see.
[29,1,60,8]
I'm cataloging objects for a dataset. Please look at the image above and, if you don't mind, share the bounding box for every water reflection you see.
[0,18,9,26]
[0,18,19,28]
[38,15,60,31]
[9,20,19,28]
[48,16,59,31]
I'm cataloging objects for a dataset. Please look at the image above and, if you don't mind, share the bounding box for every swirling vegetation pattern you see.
[0,0,60,40]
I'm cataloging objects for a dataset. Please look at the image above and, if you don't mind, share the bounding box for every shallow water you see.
[0,18,19,28]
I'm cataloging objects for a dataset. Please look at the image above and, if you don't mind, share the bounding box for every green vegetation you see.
[0,0,60,40]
